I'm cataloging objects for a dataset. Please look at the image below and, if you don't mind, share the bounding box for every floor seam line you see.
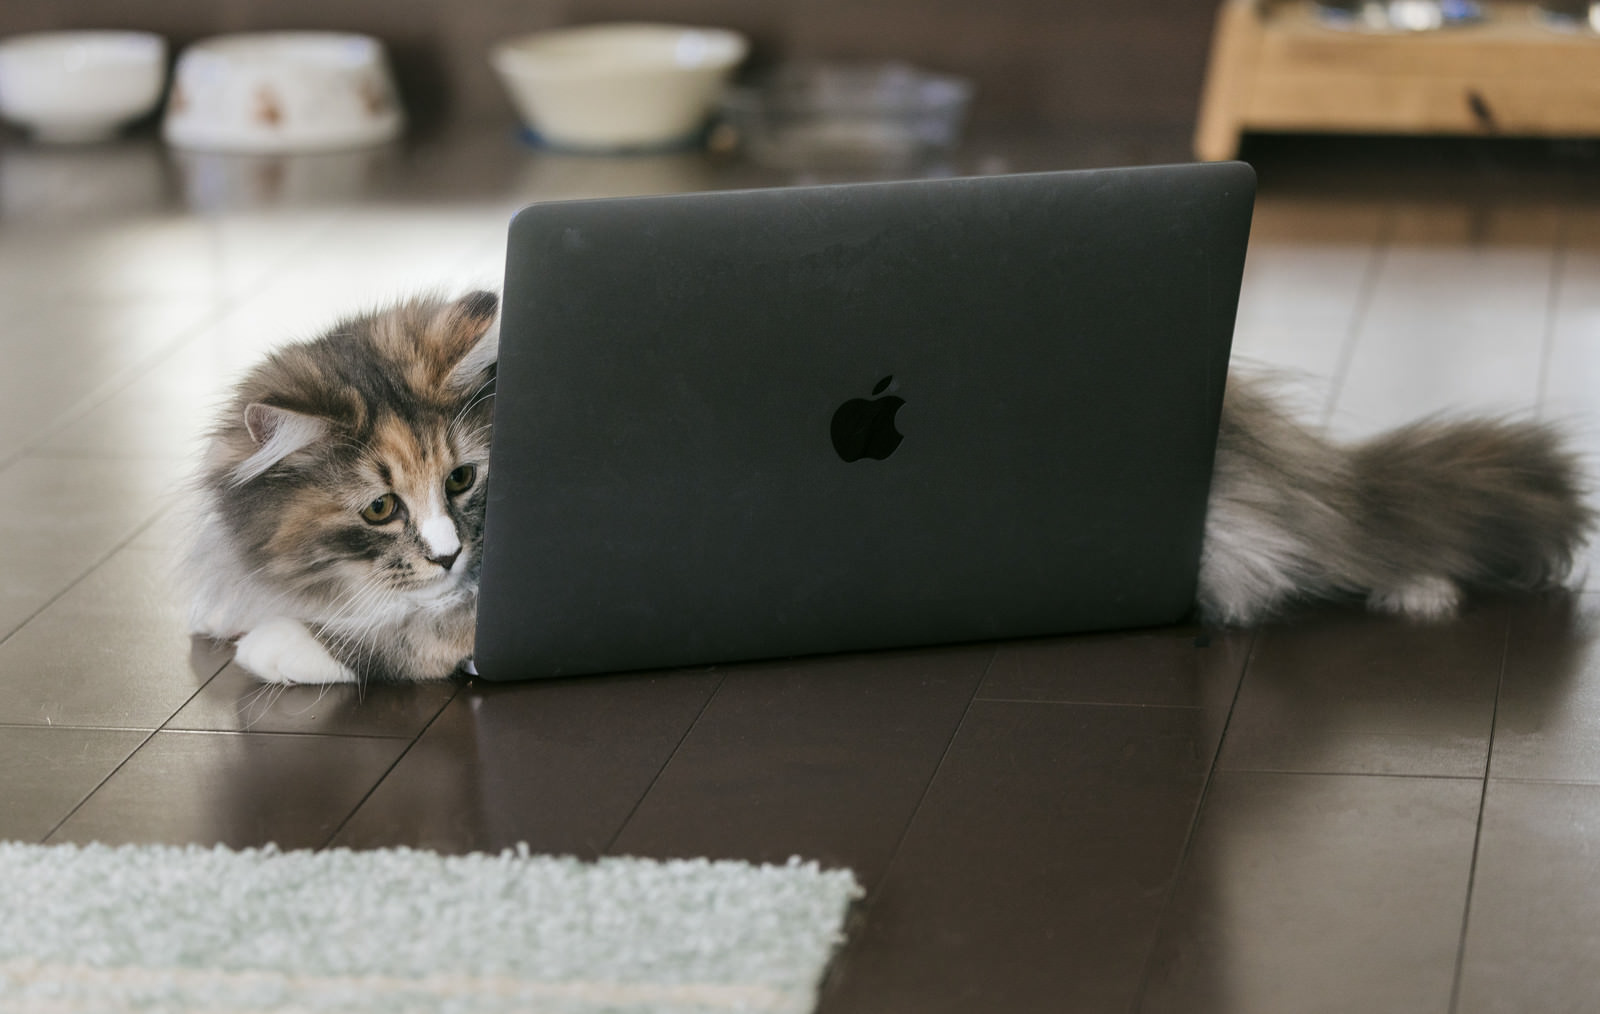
[318,681,466,850]
[1320,207,1394,433]
[867,647,996,875]
[1447,610,1511,1013]
[1534,216,1570,417]
[600,671,729,856]
[970,696,1204,710]
[40,639,233,842]
[810,646,997,1005]
[1210,768,1489,782]
[0,506,174,652]
[1132,627,1257,1011]
[39,728,163,845]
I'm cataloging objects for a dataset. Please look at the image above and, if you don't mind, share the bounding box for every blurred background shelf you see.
[1196,0,1600,160]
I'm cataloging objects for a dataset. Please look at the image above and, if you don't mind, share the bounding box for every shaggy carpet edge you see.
[0,841,863,1014]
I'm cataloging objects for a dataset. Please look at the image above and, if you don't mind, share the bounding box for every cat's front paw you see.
[234,618,357,685]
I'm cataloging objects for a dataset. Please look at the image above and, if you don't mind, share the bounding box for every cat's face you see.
[208,292,499,620]
[350,414,484,594]
[294,406,491,608]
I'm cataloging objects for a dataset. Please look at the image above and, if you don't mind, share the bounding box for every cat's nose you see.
[419,515,461,572]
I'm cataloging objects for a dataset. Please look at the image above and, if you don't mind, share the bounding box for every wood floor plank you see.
[0,545,230,729]
[1329,204,1560,439]
[0,296,219,462]
[1141,771,1481,1014]
[1540,210,1600,422]
[0,458,180,641]
[980,623,1251,710]
[0,726,148,843]
[48,730,410,851]
[331,670,722,856]
[819,700,1215,1014]
[606,645,992,889]
[1489,594,1600,783]
[1217,604,1507,778]
[1456,779,1600,1014]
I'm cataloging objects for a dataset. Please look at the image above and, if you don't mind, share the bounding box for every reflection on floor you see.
[0,127,1597,1012]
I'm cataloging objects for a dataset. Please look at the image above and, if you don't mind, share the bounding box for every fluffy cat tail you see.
[1348,417,1593,608]
[1198,376,1596,625]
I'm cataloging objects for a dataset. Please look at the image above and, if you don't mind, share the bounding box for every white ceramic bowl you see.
[163,32,404,153]
[491,23,747,152]
[0,31,166,143]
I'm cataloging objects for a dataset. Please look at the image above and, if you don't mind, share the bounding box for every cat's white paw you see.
[1368,576,1461,621]
[234,618,357,685]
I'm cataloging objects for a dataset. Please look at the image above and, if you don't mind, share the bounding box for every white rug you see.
[0,841,862,1014]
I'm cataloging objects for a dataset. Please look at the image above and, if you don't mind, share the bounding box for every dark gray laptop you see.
[475,162,1255,680]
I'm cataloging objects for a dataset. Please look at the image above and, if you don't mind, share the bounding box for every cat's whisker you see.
[233,683,269,725]
[450,397,496,436]
[450,377,496,425]
[314,573,416,682]
[317,573,388,624]
[449,423,493,447]
[317,582,393,656]
[454,387,495,421]
[234,677,292,729]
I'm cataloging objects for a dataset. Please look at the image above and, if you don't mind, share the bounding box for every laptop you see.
[475,162,1255,680]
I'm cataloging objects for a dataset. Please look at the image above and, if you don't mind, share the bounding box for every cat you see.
[185,291,1594,685]
[185,291,499,685]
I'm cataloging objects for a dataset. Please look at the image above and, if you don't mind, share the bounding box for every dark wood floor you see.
[1,126,1598,1013]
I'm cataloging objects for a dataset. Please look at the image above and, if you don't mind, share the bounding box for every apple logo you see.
[831,375,905,462]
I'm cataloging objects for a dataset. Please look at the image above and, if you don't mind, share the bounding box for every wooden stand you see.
[1195,0,1600,160]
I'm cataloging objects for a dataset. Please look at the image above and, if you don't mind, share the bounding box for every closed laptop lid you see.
[476,162,1255,679]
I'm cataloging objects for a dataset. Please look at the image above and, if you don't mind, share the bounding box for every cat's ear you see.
[232,403,328,485]
[442,290,499,393]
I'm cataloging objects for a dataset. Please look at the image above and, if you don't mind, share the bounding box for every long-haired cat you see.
[185,291,498,685]
[185,292,1593,684]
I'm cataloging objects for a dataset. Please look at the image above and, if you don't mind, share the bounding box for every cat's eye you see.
[445,464,477,495]
[360,493,402,525]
